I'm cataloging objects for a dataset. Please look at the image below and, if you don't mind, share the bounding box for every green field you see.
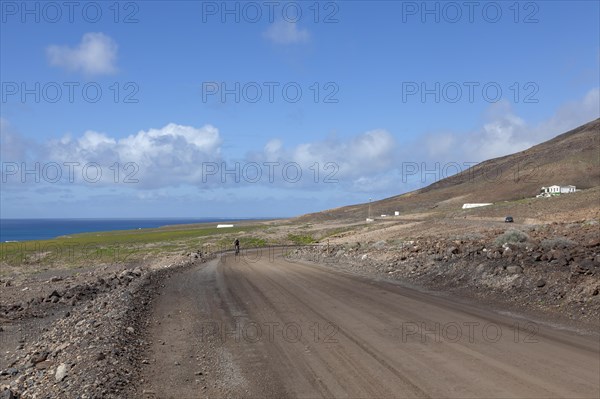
[0,223,274,274]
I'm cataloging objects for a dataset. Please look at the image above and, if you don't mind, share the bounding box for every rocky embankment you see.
[0,251,210,399]
[289,221,600,326]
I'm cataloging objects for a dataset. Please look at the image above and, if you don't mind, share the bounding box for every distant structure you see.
[394,211,400,216]
[537,185,576,198]
[217,224,234,228]
[462,203,493,209]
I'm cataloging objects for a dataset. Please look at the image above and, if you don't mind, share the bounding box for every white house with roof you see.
[537,185,576,197]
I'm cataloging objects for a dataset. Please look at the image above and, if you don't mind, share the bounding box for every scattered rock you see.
[571,262,592,276]
[0,368,19,377]
[0,252,210,399]
[35,360,52,370]
[586,238,600,247]
[0,389,17,399]
[373,240,386,250]
[48,290,61,299]
[502,247,514,258]
[536,279,546,288]
[475,263,487,274]
[31,351,49,364]
[506,265,523,274]
[55,363,68,382]
[447,246,459,255]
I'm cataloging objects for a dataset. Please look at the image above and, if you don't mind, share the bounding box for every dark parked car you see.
[505,216,514,223]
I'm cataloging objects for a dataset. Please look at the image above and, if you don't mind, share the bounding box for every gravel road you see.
[138,250,600,398]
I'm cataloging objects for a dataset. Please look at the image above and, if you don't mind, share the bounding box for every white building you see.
[462,203,493,209]
[537,185,576,197]
[560,185,576,193]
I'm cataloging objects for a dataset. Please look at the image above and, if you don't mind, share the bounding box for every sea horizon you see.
[0,217,278,242]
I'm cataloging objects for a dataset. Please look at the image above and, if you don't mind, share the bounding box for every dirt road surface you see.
[138,250,600,398]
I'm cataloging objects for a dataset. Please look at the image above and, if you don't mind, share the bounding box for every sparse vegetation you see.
[455,233,485,241]
[0,224,267,271]
[494,229,530,246]
[583,220,599,226]
[320,226,357,240]
[540,237,576,250]
[287,234,316,245]
[217,236,268,249]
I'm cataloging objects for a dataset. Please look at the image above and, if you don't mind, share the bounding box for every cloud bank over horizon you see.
[2,88,598,202]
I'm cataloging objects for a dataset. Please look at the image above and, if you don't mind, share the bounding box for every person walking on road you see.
[234,238,240,255]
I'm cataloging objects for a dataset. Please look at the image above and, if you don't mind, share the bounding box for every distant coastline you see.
[0,218,273,242]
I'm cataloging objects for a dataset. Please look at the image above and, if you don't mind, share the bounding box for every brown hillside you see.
[300,118,600,221]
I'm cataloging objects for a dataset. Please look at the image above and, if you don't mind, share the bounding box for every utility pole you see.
[368,198,372,219]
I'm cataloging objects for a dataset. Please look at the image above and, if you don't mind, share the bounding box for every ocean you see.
[0,218,244,242]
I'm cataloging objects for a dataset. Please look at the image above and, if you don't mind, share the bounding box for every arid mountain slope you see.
[301,118,600,221]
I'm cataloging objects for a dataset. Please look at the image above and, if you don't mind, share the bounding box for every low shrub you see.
[494,229,530,246]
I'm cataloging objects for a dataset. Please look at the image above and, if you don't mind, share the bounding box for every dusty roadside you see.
[0,251,210,398]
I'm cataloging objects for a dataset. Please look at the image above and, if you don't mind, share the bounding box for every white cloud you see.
[352,174,399,193]
[3,88,597,196]
[263,20,310,44]
[44,123,222,188]
[46,32,118,75]
[424,132,456,158]
[461,106,531,161]
[117,123,221,164]
[531,87,600,140]
[253,129,396,187]
[416,88,600,164]
[78,130,117,150]
[0,117,32,162]
[264,139,283,161]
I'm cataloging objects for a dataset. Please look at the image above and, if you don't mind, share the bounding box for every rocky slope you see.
[0,252,210,399]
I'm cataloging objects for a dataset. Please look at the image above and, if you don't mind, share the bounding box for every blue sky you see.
[1,0,599,218]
